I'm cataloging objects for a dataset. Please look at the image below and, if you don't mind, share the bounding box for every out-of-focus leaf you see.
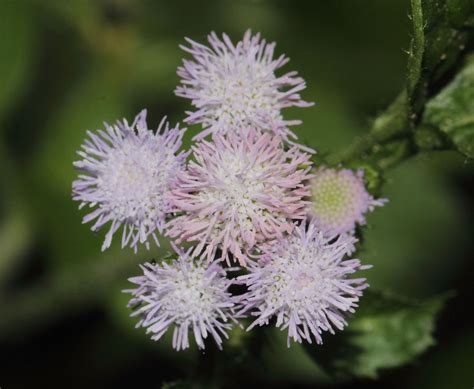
[0,1,36,120]
[0,207,33,287]
[0,245,134,341]
[260,328,331,386]
[407,0,474,119]
[162,380,206,389]
[423,59,474,158]
[304,289,450,379]
[363,152,471,296]
[39,0,99,37]
[0,139,34,288]
[28,65,129,266]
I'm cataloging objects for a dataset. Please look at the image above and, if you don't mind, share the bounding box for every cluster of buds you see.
[73,31,386,350]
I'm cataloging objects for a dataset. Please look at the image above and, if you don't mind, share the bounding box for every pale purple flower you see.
[124,244,238,351]
[309,167,387,236]
[167,128,313,266]
[176,30,313,141]
[238,221,369,346]
[72,110,187,252]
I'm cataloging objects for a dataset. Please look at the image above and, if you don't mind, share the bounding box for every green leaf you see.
[423,59,474,158]
[407,0,474,120]
[303,289,450,380]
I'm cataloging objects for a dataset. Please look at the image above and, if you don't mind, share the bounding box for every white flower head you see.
[176,30,313,141]
[72,110,187,252]
[167,128,313,266]
[125,244,239,351]
[238,221,370,346]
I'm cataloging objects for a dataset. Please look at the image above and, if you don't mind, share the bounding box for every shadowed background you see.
[0,0,473,388]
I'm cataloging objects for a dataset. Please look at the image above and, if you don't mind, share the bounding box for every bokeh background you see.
[0,0,473,388]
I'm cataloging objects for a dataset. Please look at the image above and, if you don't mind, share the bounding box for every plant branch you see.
[326,92,409,166]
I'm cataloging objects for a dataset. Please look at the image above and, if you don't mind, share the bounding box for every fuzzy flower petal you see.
[72,110,187,252]
[309,167,387,235]
[176,30,313,141]
[237,221,369,346]
[124,244,238,351]
[167,128,313,266]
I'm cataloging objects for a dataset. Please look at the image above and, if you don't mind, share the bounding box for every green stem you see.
[327,92,409,165]
[373,139,415,171]
[407,0,425,98]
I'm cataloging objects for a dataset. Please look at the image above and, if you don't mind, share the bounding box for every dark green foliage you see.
[408,0,474,123]
[304,290,451,379]
[423,58,474,158]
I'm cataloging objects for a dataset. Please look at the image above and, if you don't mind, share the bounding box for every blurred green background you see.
[0,0,473,388]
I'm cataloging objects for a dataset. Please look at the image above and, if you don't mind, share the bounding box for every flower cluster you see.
[72,30,386,351]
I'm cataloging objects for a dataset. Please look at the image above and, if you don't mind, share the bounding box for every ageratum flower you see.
[176,30,313,141]
[238,221,369,346]
[167,128,313,266]
[124,244,238,351]
[72,110,187,252]
[309,168,387,236]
